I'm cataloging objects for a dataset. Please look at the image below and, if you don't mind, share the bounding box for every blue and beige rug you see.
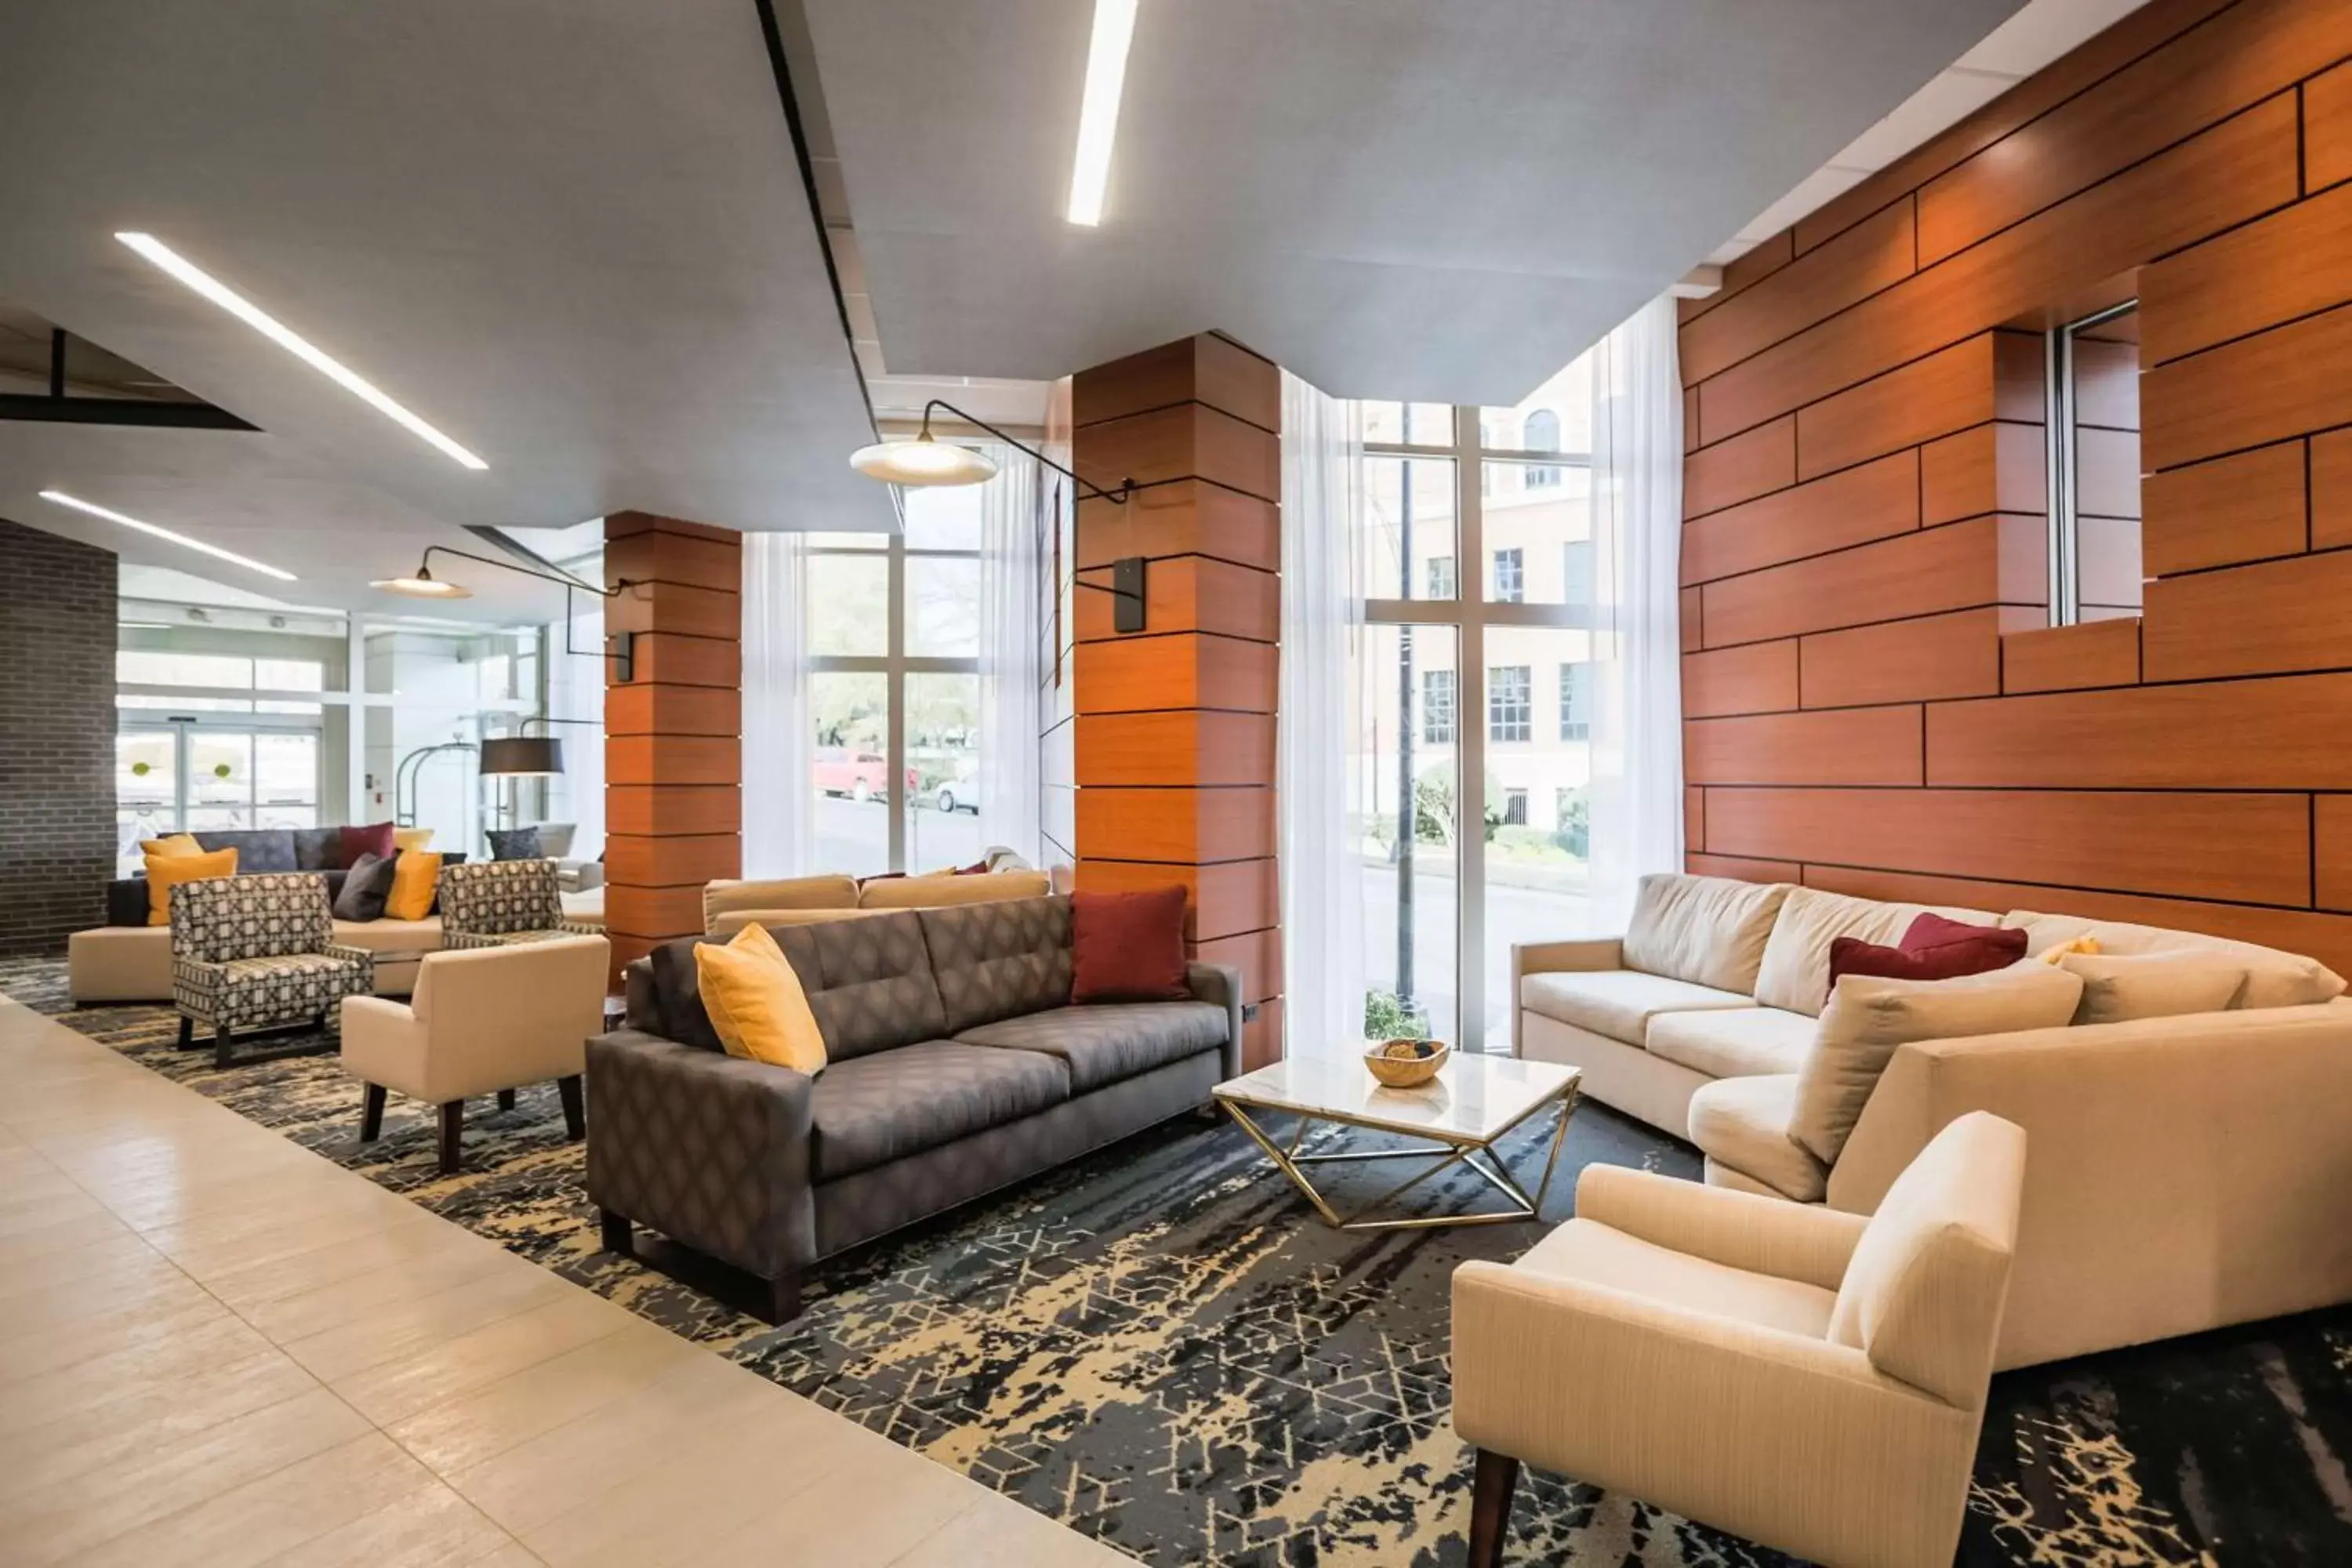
[5,956,2349,1566]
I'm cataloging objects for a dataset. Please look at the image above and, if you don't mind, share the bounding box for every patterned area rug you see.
[7,956,2352,1566]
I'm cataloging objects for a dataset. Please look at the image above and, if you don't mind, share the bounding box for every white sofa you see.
[1515,873,2352,1367]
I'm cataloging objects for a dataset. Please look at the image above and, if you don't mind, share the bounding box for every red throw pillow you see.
[337,821,396,869]
[1900,912,2020,954]
[1072,887,1190,1003]
[1827,925,2028,995]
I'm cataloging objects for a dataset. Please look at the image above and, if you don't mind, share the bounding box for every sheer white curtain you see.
[544,597,605,860]
[1279,372,1366,1051]
[977,446,1044,864]
[1585,295,1686,929]
[742,529,814,877]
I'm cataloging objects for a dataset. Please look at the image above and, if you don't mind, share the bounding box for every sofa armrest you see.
[1186,961,1247,1079]
[1575,1164,1867,1291]
[323,942,377,991]
[1512,938,1624,1054]
[1452,1260,1974,1568]
[584,1029,817,1279]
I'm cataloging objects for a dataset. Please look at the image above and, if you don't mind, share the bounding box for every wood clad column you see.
[1069,334,1284,1069]
[603,513,742,982]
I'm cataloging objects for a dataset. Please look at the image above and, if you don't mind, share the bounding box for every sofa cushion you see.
[487,826,544,861]
[920,896,1074,1033]
[1827,923,2027,991]
[1072,887,1189,1003]
[330,915,443,955]
[1686,1074,1828,1203]
[2007,910,2345,1010]
[858,869,1052,910]
[1753,888,2000,1017]
[808,1040,1070,1181]
[292,826,344,871]
[331,851,397,921]
[194,828,298,873]
[956,1000,1225,1093]
[2057,950,2249,1025]
[1515,1214,1837,1338]
[1622,873,1791,993]
[794,911,951,1061]
[1792,964,2083,1165]
[1646,1006,1817,1081]
[1519,970,1757,1047]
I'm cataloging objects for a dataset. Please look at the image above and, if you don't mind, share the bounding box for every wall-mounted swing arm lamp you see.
[850,397,1150,632]
[372,545,641,680]
[478,715,601,778]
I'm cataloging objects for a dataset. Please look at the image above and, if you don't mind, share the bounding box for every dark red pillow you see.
[1072,887,1190,1003]
[1900,912,2021,954]
[337,821,395,869]
[1827,924,2028,996]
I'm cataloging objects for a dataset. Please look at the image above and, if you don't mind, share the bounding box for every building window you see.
[1523,408,1561,488]
[2045,300,2142,626]
[1492,547,1524,603]
[1427,555,1457,598]
[1502,788,1529,826]
[1422,669,1457,744]
[1488,665,1532,742]
[1562,539,1594,606]
[1559,660,1594,740]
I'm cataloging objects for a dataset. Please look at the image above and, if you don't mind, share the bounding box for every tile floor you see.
[0,996,1127,1567]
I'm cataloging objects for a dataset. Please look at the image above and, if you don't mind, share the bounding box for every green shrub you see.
[1363,989,1429,1040]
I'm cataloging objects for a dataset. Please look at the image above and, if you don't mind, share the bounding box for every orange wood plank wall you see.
[603,512,743,980]
[1065,334,1286,1067]
[1678,0,2352,973]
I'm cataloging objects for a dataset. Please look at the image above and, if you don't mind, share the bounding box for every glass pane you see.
[116,731,178,871]
[906,555,981,659]
[255,734,320,829]
[808,553,889,657]
[188,731,255,828]
[118,649,252,688]
[1355,623,1459,1046]
[1481,463,1594,607]
[1482,626,1602,1044]
[904,486,984,551]
[2067,307,2142,621]
[368,707,481,851]
[906,673,984,873]
[118,694,254,713]
[362,624,537,701]
[1359,456,1458,602]
[1360,401,1454,446]
[811,671,891,876]
[1480,351,1593,455]
[804,531,887,550]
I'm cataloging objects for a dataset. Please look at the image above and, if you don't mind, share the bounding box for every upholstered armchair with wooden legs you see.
[172,873,374,1069]
[1453,1112,2027,1568]
[340,935,609,1174]
[437,858,601,950]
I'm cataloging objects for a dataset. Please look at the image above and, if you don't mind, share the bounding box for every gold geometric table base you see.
[1220,1083,1581,1232]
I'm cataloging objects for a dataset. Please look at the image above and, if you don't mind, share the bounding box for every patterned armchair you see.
[437,858,601,950]
[171,873,375,1069]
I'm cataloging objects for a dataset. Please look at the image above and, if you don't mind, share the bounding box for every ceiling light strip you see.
[114,232,489,470]
[1065,0,1139,227]
[39,489,297,581]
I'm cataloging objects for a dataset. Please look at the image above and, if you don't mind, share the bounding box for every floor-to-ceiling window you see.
[1352,351,1598,1051]
[805,486,986,875]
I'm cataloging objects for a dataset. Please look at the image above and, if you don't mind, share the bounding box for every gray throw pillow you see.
[487,826,545,861]
[332,851,397,921]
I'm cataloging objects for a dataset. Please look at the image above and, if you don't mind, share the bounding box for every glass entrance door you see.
[116,719,322,871]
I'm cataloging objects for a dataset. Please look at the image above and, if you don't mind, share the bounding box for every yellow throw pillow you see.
[2035,934,2100,964]
[384,851,442,921]
[694,923,828,1074]
[146,847,238,925]
[140,833,204,859]
[393,827,436,853]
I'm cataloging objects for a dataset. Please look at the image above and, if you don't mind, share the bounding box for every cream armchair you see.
[341,935,609,1174]
[1453,1112,2026,1568]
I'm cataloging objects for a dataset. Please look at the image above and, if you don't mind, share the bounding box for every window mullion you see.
[1456,402,1487,1054]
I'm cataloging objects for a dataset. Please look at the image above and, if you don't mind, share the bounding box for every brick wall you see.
[0,517,116,955]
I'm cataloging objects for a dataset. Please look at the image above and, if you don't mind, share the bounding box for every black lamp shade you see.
[481,735,563,776]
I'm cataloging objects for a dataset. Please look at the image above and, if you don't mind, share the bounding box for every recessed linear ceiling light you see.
[39,489,296,582]
[1065,0,1139,226]
[114,231,489,471]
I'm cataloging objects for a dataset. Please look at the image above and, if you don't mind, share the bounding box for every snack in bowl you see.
[1364,1037,1450,1088]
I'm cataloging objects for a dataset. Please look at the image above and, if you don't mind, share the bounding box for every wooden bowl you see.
[1365,1037,1450,1088]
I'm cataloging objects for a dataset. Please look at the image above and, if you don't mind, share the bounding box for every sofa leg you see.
[557,1075,585,1140]
[764,1269,802,1327]
[496,1088,517,1112]
[359,1083,386,1143]
[598,1207,633,1256]
[437,1101,463,1174]
[176,1014,195,1050]
[1468,1450,1519,1568]
[212,1024,234,1070]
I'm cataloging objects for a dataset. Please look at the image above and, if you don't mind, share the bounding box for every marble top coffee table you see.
[1213,1051,1582,1231]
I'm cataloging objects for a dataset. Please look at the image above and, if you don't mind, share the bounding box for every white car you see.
[933,775,981,815]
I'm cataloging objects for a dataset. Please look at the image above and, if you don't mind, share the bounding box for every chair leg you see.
[496,1088,517,1112]
[437,1101,463,1174]
[764,1269,802,1327]
[176,1014,195,1050]
[212,1024,234,1070]
[1468,1450,1519,1568]
[557,1075,585,1140]
[359,1083,386,1143]
[598,1207,632,1256]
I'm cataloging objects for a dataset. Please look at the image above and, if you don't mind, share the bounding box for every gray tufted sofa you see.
[585,895,1243,1322]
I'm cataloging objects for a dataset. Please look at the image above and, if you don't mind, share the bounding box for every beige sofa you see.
[1515,873,2352,1367]
[701,869,1052,936]
[71,913,450,1004]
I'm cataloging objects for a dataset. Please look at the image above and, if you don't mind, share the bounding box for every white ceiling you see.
[804,0,2027,406]
[1707,0,2152,264]
[0,0,891,621]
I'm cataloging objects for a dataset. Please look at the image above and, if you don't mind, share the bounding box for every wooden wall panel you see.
[1684,416,1795,516]
[1073,711,1276,787]
[1075,481,1280,573]
[1685,852,1801,884]
[1072,555,1278,644]
[1069,332,1279,431]
[1072,633,1278,714]
[1073,403,1279,503]
[607,784,740,838]
[1072,786,1276,865]
[1073,857,1278,943]
[1679,0,2350,942]
[1194,927,1283,1005]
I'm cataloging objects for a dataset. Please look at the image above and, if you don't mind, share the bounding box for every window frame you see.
[2045,298,2140,628]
